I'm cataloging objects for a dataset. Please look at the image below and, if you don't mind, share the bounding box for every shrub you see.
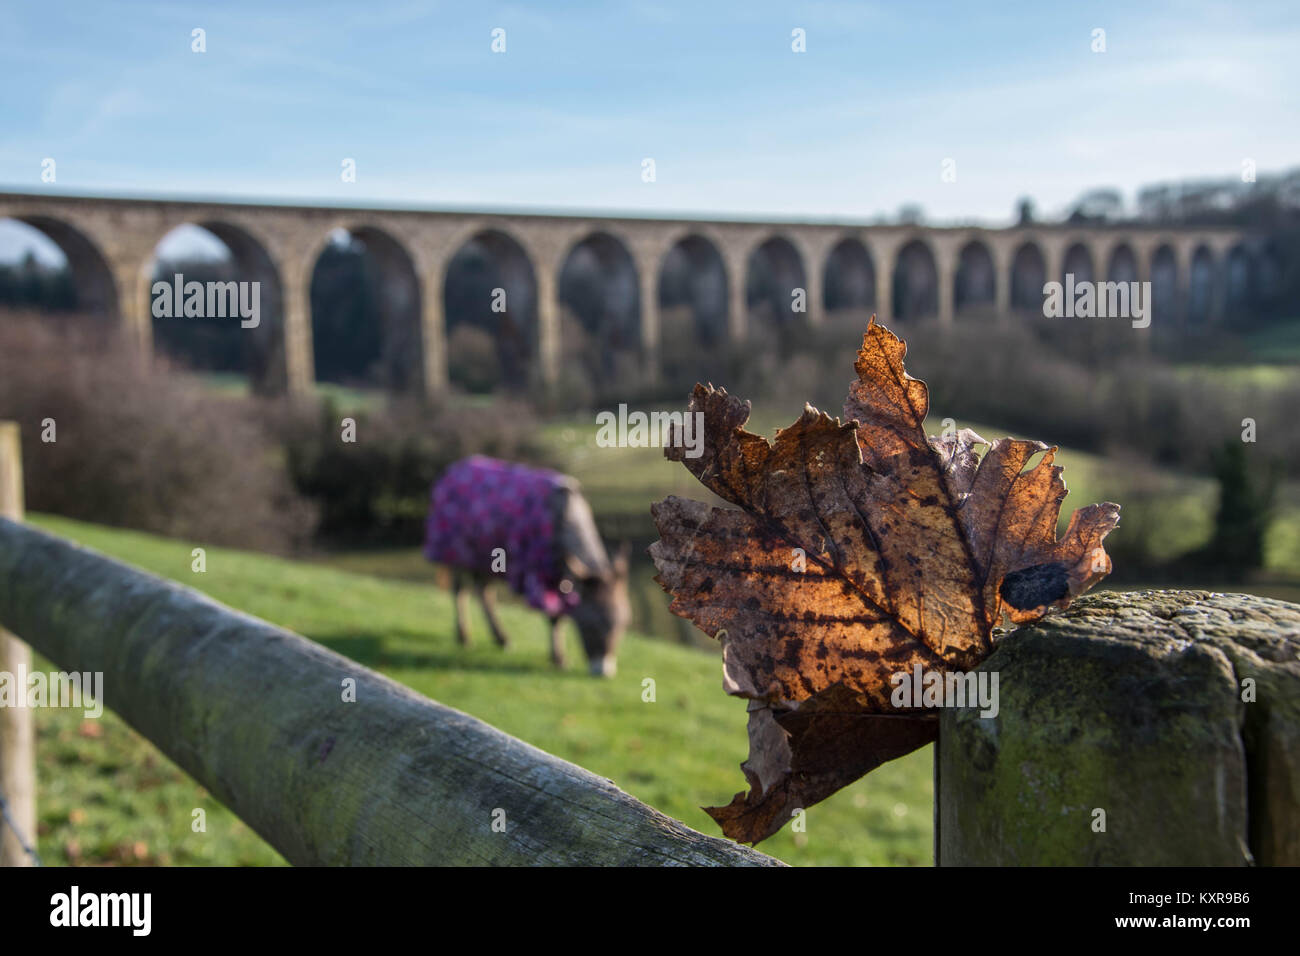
[445,322,503,394]
[0,311,315,553]
[277,394,556,547]
[1197,440,1281,578]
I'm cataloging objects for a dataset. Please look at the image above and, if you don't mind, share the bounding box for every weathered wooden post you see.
[938,590,1300,865]
[0,421,36,867]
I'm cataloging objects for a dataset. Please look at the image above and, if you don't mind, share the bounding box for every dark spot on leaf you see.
[1000,562,1070,611]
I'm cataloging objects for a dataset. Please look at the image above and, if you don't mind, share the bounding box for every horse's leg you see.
[453,571,472,647]
[478,578,511,649]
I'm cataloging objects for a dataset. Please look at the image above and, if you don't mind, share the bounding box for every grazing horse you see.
[424,456,630,676]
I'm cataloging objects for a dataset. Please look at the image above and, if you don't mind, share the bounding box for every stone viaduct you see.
[0,190,1251,400]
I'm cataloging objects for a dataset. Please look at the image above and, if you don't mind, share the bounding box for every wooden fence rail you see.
[0,516,779,866]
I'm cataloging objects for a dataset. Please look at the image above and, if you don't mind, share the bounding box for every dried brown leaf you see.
[650,319,1119,843]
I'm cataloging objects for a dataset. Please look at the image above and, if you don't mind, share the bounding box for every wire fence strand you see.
[0,788,42,866]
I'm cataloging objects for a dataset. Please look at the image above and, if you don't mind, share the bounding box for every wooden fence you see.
[3,420,1296,866]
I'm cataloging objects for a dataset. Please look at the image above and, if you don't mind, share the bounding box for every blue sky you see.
[2,0,1298,261]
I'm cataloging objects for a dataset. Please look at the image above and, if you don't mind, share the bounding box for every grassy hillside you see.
[25,513,933,867]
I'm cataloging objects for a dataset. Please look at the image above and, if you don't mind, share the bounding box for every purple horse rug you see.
[424,455,581,617]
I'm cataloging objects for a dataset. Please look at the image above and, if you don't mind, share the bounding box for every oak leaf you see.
[649,320,1120,844]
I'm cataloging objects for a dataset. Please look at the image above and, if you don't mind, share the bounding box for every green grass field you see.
[26,513,934,867]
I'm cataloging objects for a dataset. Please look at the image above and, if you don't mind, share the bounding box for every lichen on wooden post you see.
[938,589,1300,866]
